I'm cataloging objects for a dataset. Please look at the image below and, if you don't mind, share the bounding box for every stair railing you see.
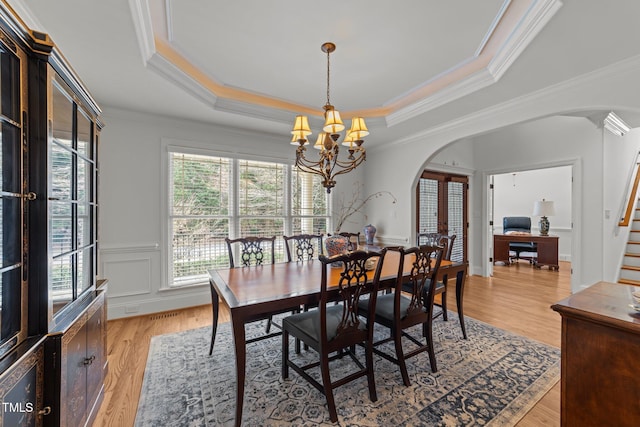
[619,152,640,227]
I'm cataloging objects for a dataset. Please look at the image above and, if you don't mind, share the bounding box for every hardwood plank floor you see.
[92,261,571,426]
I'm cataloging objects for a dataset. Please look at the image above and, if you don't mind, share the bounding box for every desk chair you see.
[502,217,537,263]
[358,244,444,384]
[282,249,387,423]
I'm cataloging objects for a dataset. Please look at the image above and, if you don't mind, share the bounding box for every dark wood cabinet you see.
[45,289,106,427]
[0,3,105,426]
[551,282,640,426]
[0,337,46,426]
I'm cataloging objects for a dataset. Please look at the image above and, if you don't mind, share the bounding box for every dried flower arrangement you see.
[333,183,397,233]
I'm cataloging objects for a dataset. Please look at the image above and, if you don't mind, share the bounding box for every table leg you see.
[209,282,220,356]
[455,266,468,340]
[231,313,246,427]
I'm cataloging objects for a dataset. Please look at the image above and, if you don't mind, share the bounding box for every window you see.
[416,171,468,262]
[168,150,329,287]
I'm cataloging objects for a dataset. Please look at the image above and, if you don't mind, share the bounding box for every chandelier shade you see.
[289,42,368,193]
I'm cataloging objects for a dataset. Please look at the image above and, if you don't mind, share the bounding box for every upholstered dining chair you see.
[209,236,280,356]
[281,249,387,423]
[415,233,456,319]
[283,233,324,262]
[417,233,456,261]
[225,236,276,268]
[358,244,444,385]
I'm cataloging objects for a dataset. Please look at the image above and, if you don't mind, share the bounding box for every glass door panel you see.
[48,75,97,321]
[417,171,468,262]
[0,40,23,356]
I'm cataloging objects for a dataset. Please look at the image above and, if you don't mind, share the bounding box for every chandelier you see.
[290,42,369,193]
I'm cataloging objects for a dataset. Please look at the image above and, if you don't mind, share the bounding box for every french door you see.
[416,171,468,262]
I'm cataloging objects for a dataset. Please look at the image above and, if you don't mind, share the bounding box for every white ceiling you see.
[9,0,640,145]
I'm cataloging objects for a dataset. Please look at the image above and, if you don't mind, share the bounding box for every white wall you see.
[98,108,364,319]
[99,56,640,318]
[492,166,573,260]
[361,55,640,292]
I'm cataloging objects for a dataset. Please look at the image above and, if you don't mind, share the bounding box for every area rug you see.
[135,314,559,426]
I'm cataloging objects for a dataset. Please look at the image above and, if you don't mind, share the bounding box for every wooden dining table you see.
[208,250,468,427]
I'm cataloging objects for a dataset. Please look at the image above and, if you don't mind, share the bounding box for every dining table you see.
[208,249,468,427]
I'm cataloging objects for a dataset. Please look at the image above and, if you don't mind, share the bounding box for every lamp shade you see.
[341,133,355,147]
[322,106,345,133]
[291,115,312,139]
[348,117,369,140]
[314,132,327,150]
[533,199,555,217]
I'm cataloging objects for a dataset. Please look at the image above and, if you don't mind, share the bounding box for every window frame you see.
[164,145,330,289]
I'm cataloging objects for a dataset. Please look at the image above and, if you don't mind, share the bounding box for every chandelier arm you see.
[295,155,328,177]
[332,152,366,170]
[331,154,366,177]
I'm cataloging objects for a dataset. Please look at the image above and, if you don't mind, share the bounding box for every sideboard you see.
[551,281,640,426]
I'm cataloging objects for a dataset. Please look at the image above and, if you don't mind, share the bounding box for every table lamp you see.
[533,199,555,236]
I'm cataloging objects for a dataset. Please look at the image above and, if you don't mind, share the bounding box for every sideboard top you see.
[551,281,640,332]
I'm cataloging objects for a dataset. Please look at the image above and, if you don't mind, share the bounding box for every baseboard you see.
[107,290,210,320]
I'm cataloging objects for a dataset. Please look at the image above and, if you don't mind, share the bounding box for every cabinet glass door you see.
[0,38,25,358]
[49,75,96,317]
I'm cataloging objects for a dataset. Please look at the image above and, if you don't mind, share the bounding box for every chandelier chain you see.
[326,48,331,106]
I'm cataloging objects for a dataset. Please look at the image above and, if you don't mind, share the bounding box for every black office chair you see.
[502,217,537,263]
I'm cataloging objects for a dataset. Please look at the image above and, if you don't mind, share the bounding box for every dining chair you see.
[209,236,280,355]
[225,236,276,268]
[359,244,444,385]
[417,233,456,261]
[281,249,387,423]
[329,231,361,251]
[416,233,456,319]
[283,233,324,262]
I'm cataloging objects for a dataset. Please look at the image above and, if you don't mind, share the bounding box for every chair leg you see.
[441,290,448,321]
[265,315,273,333]
[393,327,410,387]
[319,353,338,423]
[282,330,289,379]
[424,321,438,373]
[365,339,378,401]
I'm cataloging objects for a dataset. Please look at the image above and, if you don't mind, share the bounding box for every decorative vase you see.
[539,216,550,236]
[363,224,376,245]
[325,235,350,267]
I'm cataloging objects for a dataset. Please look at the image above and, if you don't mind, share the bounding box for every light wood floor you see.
[92,261,571,427]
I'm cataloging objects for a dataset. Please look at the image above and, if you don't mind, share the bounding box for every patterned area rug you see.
[135,314,559,426]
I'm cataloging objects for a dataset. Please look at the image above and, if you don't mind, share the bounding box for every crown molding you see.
[488,0,563,79]
[129,0,561,127]
[128,0,155,63]
[146,52,218,107]
[386,67,496,127]
[388,0,562,126]
[380,53,640,150]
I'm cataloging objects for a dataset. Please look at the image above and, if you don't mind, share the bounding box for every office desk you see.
[493,234,559,270]
[208,252,467,427]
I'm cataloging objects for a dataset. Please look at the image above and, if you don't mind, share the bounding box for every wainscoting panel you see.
[103,258,152,298]
[99,243,160,298]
